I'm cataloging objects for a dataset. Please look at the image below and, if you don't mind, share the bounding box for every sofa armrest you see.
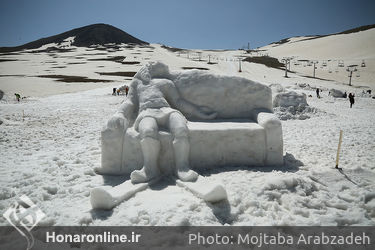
[256,112,283,165]
[98,116,129,175]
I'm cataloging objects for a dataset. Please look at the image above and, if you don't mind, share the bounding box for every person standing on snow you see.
[125,85,129,96]
[349,93,355,108]
[14,93,20,102]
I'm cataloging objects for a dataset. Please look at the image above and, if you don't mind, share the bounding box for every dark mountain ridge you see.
[0,23,148,53]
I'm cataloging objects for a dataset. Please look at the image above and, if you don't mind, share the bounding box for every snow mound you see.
[273,91,317,120]
[269,83,285,93]
[329,88,345,98]
[262,175,317,194]
[0,187,16,200]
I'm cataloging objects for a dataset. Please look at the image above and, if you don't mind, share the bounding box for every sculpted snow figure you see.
[99,61,283,180]
[92,61,283,209]
[107,62,216,183]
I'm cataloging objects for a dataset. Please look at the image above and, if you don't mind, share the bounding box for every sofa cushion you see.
[120,120,266,174]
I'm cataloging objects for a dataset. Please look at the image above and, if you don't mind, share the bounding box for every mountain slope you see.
[267,24,375,48]
[260,24,375,60]
[0,23,148,52]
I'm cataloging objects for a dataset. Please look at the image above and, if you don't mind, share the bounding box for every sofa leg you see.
[130,137,161,183]
[173,137,198,182]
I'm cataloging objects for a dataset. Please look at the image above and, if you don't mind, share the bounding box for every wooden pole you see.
[335,130,343,169]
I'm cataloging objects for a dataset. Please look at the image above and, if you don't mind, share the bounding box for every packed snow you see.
[0,28,375,226]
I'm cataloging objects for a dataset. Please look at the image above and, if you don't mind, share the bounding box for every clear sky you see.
[0,0,374,50]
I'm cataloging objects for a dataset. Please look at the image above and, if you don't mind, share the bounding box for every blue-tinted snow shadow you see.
[90,208,114,220]
[206,199,233,225]
[100,174,130,186]
[196,152,304,177]
[193,153,303,225]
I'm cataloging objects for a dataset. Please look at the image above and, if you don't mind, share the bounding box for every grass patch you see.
[161,45,185,52]
[88,56,126,62]
[96,71,136,77]
[121,61,140,65]
[67,62,87,64]
[0,74,25,77]
[243,56,284,69]
[139,45,155,49]
[0,59,19,62]
[26,47,75,53]
[181,67,209,70]
[37,74,113,83]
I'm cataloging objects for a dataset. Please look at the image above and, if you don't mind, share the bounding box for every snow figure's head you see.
[134,61,170,85]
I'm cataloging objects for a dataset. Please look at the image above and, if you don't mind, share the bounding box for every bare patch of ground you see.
[181,67,209,70]
[96,72,136,77]
[37,75,113,83]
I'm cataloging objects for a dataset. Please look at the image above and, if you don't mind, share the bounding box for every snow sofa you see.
[98,64,283,175]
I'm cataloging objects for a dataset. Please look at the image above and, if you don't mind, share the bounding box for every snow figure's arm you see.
[163,80,217,120]
[107,81,138,131]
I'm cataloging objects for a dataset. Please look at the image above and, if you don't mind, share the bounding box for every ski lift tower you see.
[346,65,358,86]
[312,60,318,78]
[281,57,292,77]
[238,57,242,72]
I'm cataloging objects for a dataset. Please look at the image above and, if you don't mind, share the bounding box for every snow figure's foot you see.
[131,167,159,184]
[177,167,198,182]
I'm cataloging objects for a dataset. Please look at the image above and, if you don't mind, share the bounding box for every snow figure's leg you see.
[169,112,198,182]
[131,117,160,184]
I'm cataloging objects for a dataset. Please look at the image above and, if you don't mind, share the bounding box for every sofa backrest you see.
[173,70,272,120]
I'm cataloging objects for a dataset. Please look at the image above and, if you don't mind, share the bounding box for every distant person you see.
[348,93,355,108]
[125,85,129,96]
[113,88,117,96]
[117,89,121,96]
[316,88,320,98]
[343,92,347,98]
[14,93,20,102]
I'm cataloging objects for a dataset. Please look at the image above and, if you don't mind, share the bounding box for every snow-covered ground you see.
[0,30,375,226]
[260,28,375,89]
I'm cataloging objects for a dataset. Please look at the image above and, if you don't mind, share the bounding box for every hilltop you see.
[0,23,148,53]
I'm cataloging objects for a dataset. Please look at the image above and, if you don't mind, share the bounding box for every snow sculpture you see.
[107,62,217,184]
[329,88,345,98]
[273,91,307,108]
[91,61,283,209]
